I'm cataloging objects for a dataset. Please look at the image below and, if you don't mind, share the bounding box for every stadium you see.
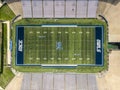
[13,0,106,68]
[0,0,120,90]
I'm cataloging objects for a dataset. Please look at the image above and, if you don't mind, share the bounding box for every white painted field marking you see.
[29,57,33,60]
[51,58,54,60]
[36,58,40,60]
[72,32,76,34]
[79,32,82,34]
[65,58,68,60]
[36,31,40,34]
[58,58,61,60]
[79,58,82,60]
[43,58,47,60]
[72,58,76,60]
[44,31,47,34]
[74,54,81,56]
[29,31,33,33]
[87,58,90,60]
[86,32,90,34]
[51,31,54,34]
[65,32,68,34]
[58,32,61,34]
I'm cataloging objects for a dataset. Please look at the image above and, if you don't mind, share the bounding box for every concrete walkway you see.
[5,73,24,90]
[97,50,120,90]
[0,86,4,90]
[104,1,120,42]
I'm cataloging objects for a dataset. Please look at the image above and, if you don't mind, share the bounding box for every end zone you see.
[16,26,24,65]
[95,26,104,66]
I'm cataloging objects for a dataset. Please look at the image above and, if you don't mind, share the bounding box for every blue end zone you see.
[95,26,103,66]
[16,26,24,65]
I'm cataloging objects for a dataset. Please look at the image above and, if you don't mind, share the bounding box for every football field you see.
[16,25,103,66]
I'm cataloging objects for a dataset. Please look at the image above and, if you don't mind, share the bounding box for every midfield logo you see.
[96,39,101,53]
[18,40,23,52]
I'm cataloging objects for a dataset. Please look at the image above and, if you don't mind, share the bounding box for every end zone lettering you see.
[18,40,23,52]
[96,39,101,53]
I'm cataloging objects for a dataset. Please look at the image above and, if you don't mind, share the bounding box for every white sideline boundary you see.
[41,25,77,27]
[41,64,78,66]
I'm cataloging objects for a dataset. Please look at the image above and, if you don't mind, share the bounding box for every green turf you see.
[0,4,15,20]
[23,26,95,65]
[12,19,108,73]
[0,67,14,89]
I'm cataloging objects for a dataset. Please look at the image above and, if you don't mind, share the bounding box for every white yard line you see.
[3,21,11,65]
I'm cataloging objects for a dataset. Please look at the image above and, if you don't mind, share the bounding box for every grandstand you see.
[21,73,98,90]
[21,0,98,18]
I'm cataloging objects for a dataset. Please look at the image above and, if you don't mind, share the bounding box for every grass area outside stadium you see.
[0,67,14,88]
[0,23,14,89]
[0,3,15,20]
[12,18,108,73]
[0,3,16,88]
